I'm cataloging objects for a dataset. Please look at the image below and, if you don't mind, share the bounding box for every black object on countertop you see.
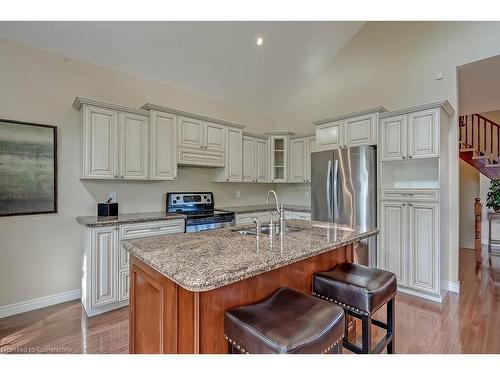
[98,199,118,217]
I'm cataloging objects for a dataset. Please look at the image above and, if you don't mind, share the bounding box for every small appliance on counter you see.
[166,192,234,233]
[97,198,119,217]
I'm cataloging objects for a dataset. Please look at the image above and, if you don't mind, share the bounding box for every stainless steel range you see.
[166,192,234,233]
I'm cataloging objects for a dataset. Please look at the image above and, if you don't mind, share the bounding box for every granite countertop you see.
[122,219,378,292]
[216,204,311,214]
[76,211,186,227]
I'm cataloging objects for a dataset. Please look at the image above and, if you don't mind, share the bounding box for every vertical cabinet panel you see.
[290,138,307,183]
[226,128,243,181]
[178,116,204,149]
[270,136,289,182]
[84,106,118,178]
[91,227,118,308]
[379,202,407,285]
[150,111,177,180]
[242,136,255,182]
[316,121,343,151]
[256,139,269,183]
[307,137,316,182]
[120,112,149,179]
[380,115,407,161]
[408,203,439,293]
[409,109,439,158]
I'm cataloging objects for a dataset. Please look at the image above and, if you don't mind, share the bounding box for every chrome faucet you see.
[252,217,262,237]
[266,190,285,236]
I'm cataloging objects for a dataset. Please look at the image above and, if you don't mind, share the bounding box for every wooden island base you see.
[129,244,353,354]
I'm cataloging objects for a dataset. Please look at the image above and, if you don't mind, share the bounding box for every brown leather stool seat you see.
[313,263,397,354]
[224,288,345,354]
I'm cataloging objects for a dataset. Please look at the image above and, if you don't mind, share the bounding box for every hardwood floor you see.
[1,248,500,354]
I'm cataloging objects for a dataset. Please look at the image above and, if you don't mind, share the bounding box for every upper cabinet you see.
[213,127,243,182]
[149,110,177,180]
[75,98,149,180]
[270,135,289,183]
[289,135,315,183]
[242,135,269,183]
[314,108,385,151]
[379,102,453,162]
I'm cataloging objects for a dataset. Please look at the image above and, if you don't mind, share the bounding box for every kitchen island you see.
[122,220,378,354]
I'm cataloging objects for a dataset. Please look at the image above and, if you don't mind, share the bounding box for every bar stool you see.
[224,288,345,354]
[312,263,397,354]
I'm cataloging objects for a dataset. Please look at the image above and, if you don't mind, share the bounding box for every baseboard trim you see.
[0,289,81,319]
[448,281,460,294]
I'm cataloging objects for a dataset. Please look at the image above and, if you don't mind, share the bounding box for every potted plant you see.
[486,179,500,212]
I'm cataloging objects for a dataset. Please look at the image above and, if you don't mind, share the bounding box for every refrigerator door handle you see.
[333,159,339,220]
[327,160,332,220]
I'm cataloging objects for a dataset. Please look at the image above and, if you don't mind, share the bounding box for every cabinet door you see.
[380,115,407,161]
[83,105,118,178]
[256,139,269,183]
[150,111,177,180]
[204,122,225,152]
[290,138,307,183]
[408,203,439,293]
[242,136,256,182]
[408,109,439,158]
[91,227,119,308]
[315,121,344,151]
[119,270,129,302]
[119,112,149,179]
[379,201,407,286]
[344,114,377,146]
[306,137,316,182]
[226,128,243,181]
[178,116,204,149]
[270,136,288,182]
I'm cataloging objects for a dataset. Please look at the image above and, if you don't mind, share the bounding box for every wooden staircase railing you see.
[459,114,500,179]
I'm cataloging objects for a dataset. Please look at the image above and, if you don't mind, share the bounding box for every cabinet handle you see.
[408,203,413,206]
[402,156,406,159]
[402,203,406,206]
[409,155,413,159]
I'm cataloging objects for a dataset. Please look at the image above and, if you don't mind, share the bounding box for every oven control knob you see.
[204,195,207,199]
[207,199,211,203]
[173,200,177,204]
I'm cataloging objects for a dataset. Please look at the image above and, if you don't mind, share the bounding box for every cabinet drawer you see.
[120,219,185,240]
[291,212,311,220]
[381,189,439,202]
[235,211,272,225]
[177,148,225,167]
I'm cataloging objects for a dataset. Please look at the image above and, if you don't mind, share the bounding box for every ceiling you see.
[459,54,500,115]
[0,21,364,116]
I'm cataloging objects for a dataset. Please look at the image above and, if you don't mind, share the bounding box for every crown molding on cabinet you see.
[291,132,315,139]
[312,106,388,125]
[73,97,149,116]
[379,100,455,119]
[141,103,246,129]
[242,131,269,140]
[262,131,297,136]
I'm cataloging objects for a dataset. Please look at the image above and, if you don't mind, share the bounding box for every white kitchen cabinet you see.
[380,108,440,161]
[149,110,177,180]
[316,121,344,151]
[119,112,149,179]
[344,113,377,147]
[290,136,315,183]
[379,199,439,298]
[270,135,289,183]
[81,105,119,178]
[242,135,268,183]
[235,211,271,225]
[213,127,243,182]
[408,202,439,293]
[291,212,311,220]
[77,99,150,180]
[81,219,185,317]
[177,116,225,167]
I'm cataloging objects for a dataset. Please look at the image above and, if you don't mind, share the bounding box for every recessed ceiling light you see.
[255,36,264,46]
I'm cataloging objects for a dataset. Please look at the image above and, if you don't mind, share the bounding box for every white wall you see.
[273,21,500,285]
[459,160,479,249]
[0,37,278,307]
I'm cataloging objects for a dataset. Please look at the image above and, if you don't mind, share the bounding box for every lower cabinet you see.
[378,200,439,298]
[81,219,185,317]
[235,210,310,225]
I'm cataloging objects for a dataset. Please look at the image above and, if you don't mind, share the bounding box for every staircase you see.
[459,114,500,180]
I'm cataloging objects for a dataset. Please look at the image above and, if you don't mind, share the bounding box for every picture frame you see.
[0,119,58,216]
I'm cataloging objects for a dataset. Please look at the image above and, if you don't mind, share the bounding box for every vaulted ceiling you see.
[0,21,364,116]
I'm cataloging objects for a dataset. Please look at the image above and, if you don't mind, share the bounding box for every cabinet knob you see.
[408,203,413,206]
[409,155,413,159]
[403,203,406,206]
[402,156,406,159]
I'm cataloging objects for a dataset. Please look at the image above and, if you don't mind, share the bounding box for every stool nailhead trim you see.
[312,291,370,316]
[224,333,345,354]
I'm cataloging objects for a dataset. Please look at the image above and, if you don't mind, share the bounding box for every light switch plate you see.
[435,70,443,80]
[236,191,241,199]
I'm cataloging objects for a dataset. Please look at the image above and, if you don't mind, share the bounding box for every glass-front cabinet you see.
[270,135,289,182]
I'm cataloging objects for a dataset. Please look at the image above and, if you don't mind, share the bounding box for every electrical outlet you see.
[236,191,241,199]
[108,192,117,202]
[435,70,443,80]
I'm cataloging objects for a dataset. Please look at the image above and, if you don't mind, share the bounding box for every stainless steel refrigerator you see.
[311,145,377,267]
